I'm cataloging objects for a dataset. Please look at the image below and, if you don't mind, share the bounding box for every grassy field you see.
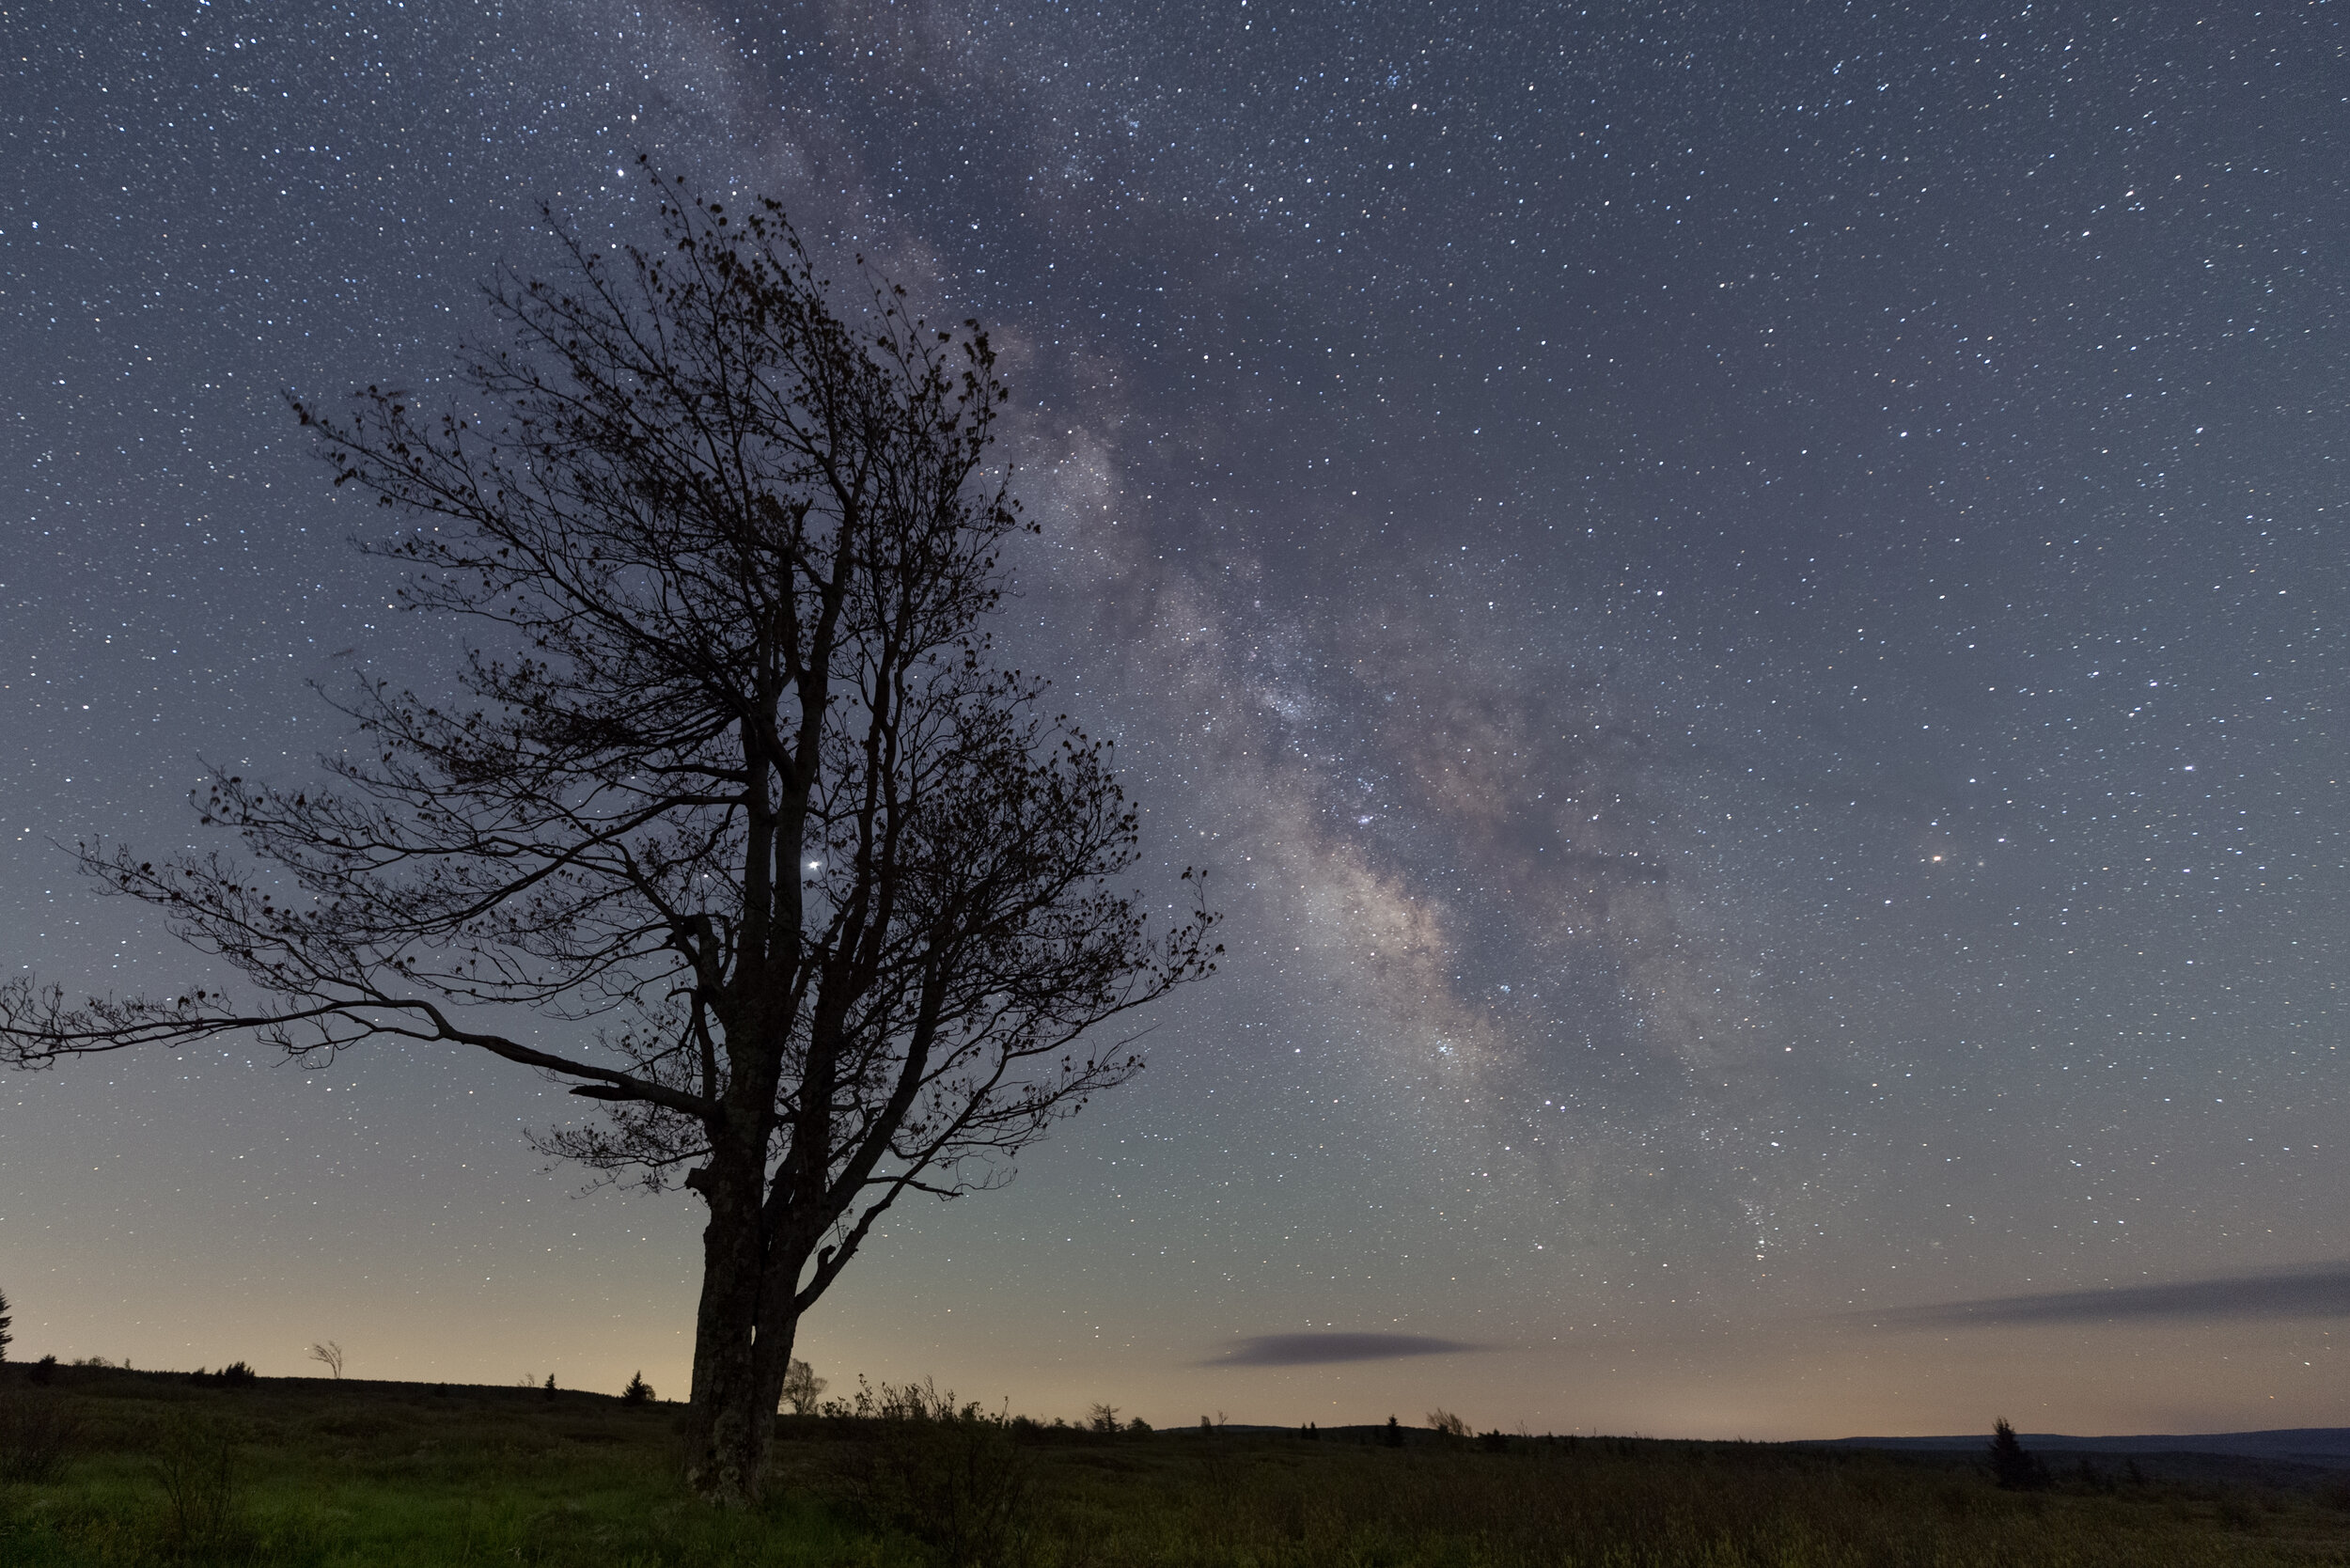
[4,1365,2348,1566]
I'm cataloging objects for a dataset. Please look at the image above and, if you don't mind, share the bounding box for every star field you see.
[1,0,2342,1435]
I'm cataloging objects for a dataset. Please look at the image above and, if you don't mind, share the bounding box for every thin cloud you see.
[1209,1332,1480,1367]
[1868,1266,2350,1329]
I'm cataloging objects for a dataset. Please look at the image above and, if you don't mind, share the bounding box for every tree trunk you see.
[681,1137,782,1506]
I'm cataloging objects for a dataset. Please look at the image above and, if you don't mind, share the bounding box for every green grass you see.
[5,1368,2348,1566]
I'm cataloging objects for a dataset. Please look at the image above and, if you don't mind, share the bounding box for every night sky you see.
[4,0,2344,1439]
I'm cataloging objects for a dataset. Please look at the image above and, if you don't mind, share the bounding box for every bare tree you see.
[779,1357,825,1416]
[306,1341,344,1379]
[0,168,1215,1505]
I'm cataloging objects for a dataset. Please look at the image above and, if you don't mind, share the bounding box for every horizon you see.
[24,1357,2350,1452]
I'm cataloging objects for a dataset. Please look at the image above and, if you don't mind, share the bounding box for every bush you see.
[28,1354,56,1386]
[151,1411,246,1553]
[0,1386,81,1482]
[2216,1490,2263,1531]
[834,1380,1032,1568]
[878,1410,1030,1567]
[2072,1456,2115,1494]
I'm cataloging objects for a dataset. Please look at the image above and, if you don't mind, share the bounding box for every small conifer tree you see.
[622,1371,654,1405]
[1987,1418,2046,1490]
[0,1285,12,1361]
[543,1373,558,1400]
[1384,1415,1403,1448]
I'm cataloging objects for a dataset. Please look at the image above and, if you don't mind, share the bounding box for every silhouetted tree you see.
[1987,1418,2047,1490]
[306,1341,344,1379]
[0,168,1215,1508]
[779,1357,825,1416]
[623,1371,654,1405]
[1384,1416,1404,1448]
[0,1286,11,1362]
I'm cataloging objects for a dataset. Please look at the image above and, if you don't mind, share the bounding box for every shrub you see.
[1428,1409,1468,1438]
[152,1411,245,1553]
[0,1386,81,1482]
[870,1403,1031,1568]
[822,1377,1030,1566]
[2216,1490,2263,1531]
[29,1354,56,1386]
[622,1371,654,1405]
[1383,1416,1403,1448]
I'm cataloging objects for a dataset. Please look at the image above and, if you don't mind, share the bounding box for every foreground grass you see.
[5,1369,2348,1566]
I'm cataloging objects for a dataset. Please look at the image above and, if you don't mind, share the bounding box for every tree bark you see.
[681,1133,786,1505]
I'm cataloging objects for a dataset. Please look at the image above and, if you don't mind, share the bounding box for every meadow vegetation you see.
[3,1364,2347,1567]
